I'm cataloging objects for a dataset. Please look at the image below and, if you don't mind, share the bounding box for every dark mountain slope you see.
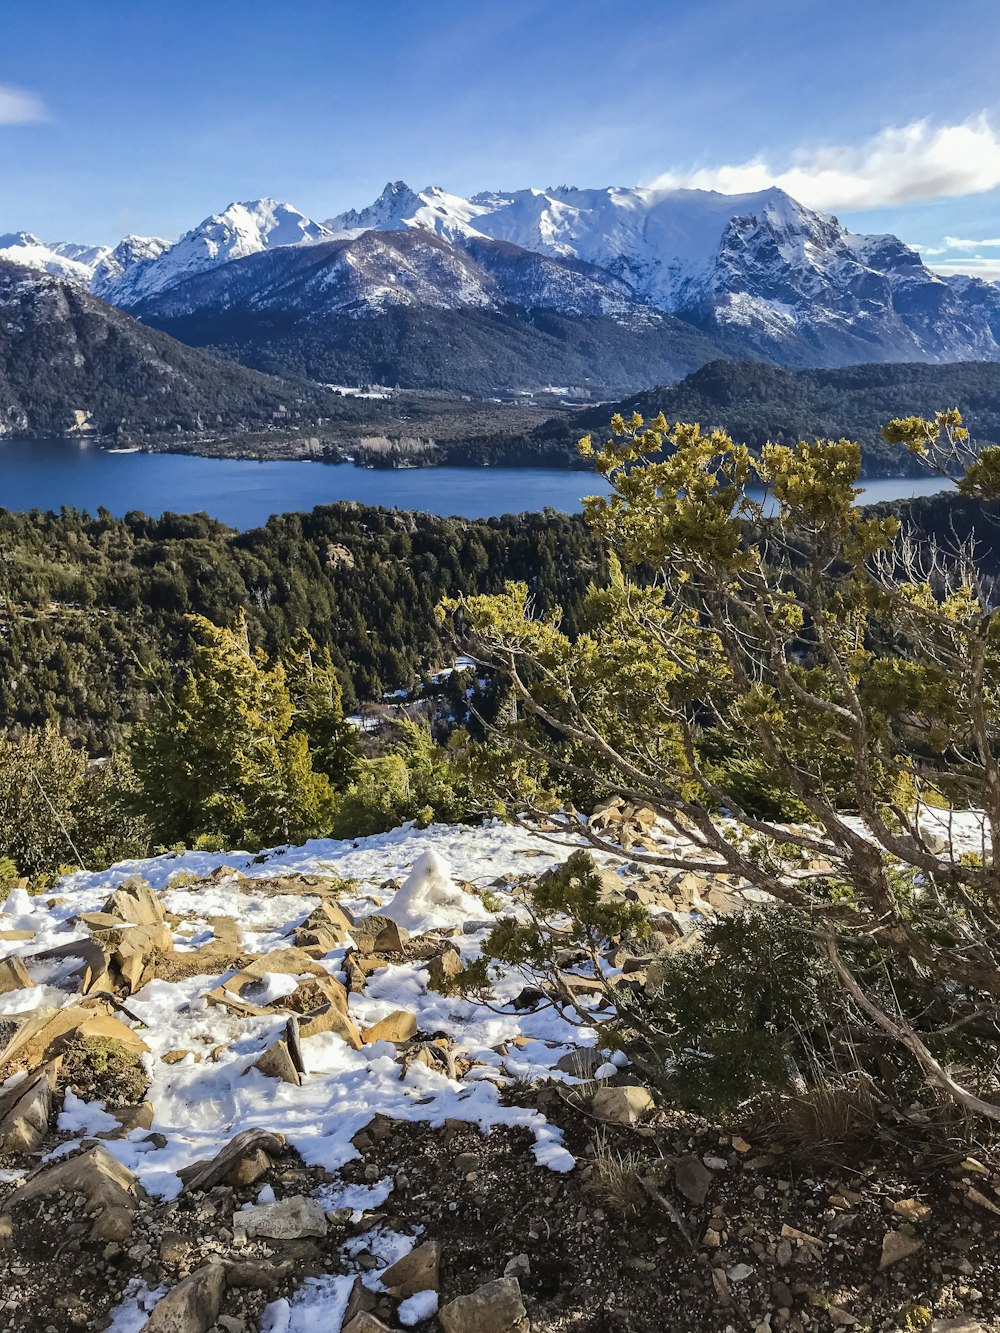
[0,261,334,438]
[128,231,728,396]
[535,359,1000,475]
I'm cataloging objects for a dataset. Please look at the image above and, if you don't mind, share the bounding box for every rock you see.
[591,1084,654,1126]
[554,1048,605,1078]
[439,1277,529,1333]
[893,1197,932,1223]
[282,1013,306,1076]
[251,1039,301,1085]
[109,1101,155,1133]
[828,1308,858,1328]
[504,1254,531,1281]
[930,1321,987,1332]
[179,1129,285,1194]
[352,914,409,955]
[0,1001,148,1071]
[1,1143,140,1240]
[28,937,113,994]
[728,1263,753,1282]
[0,1058,58,1152]
[102,876,166,928]
[361,1010,418,1044]
[673,1155,714,1206]
[297,1002,363,1050]
[233,1194,328,1240]
[342,1315,391,1333]
[224,1259,296,1289]
[426,945,464,992]
[280,973,348,1014]
[206,915,241,949]
[223,1148,272,1188]
[341,1276,379,1326]
[380,1239,441,1298]
[302,900,355,933]
[878,1229,923,1270]
[145,1262,226,1332]
[0,956,33,993]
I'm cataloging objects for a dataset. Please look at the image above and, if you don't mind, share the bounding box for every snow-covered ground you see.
[0,821,621,1207]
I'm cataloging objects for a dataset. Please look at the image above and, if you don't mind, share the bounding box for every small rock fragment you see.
[380,1239,441,1298]
[233,1194,328,1240]
[879,1229,923,1270]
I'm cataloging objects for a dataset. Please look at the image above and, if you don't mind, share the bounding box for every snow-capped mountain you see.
[128,228,723,396]
[326,181,1000,364]
[94,199,337,306]
[6,179,1000,391]
[90,235,174,304]
[0,232,111,285]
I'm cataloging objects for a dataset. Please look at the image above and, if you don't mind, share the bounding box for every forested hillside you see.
[535,360,1000,475]
[0,261,337,439]
[0,503,606,747]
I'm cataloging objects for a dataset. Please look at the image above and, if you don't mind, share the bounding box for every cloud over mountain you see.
[647,117,1000,212]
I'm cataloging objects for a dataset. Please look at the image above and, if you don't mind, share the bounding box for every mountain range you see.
[3,181,1000,395]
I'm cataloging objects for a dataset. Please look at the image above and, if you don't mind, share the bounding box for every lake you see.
[0,437,953,529]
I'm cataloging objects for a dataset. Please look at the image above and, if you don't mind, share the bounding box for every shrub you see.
[331,719,472,838]
[450,408,1000,1122]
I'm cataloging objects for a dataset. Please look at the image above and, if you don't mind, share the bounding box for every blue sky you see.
[2,0,999,276]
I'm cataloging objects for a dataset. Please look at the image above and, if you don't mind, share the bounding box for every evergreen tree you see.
[130,614,336,848]
[280,630,358,789]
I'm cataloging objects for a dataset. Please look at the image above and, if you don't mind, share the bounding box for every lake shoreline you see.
[6,431,934,480]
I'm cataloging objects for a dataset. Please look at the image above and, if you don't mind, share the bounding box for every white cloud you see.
[930,258,1000,283]
[647,117,1000,212]
[942,234,1000,251]
[0,84,48,126]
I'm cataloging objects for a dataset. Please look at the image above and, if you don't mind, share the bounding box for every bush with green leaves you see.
[450,408,1000,1122]
[331,718,472,838]
[0,724,148,878]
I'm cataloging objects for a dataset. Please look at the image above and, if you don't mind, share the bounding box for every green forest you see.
[533,359,1000,475]
[0,502,606,749]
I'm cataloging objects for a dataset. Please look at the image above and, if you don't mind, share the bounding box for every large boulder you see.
[439,1277,530,1333]
[144,1262,226,1332]
[2,1143,140,1240]
[0,1058,59,1152]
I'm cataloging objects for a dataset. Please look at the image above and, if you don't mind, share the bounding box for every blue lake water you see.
[0,437,953,529]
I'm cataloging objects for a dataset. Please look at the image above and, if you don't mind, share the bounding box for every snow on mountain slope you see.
[327,182,823,308]
[90,234,174,303]
[0,231,109,285]
[323,180,1000,364]
[96,199,336,306]
[14,177,999,374]
[132,227,644,322]
[326,180,491,243]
